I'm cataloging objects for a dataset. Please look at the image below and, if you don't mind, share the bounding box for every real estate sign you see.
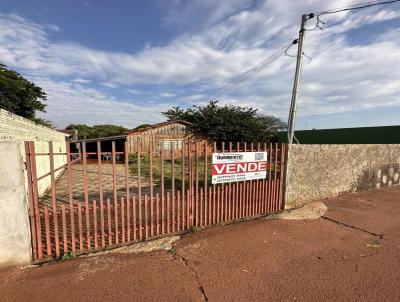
[211,152,268,184]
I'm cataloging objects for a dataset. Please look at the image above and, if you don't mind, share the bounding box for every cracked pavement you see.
[1,186,400,301]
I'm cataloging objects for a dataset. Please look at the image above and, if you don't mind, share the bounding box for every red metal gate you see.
[24,139,286,262]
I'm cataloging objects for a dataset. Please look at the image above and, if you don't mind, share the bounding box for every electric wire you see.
[209,41,297,100]
[314,0,400,16]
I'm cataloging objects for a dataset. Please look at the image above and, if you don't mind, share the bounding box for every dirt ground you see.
[2,186,400,302]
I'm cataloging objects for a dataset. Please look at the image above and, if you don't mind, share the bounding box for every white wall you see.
[0,142,32,266]
[0,109,68,196]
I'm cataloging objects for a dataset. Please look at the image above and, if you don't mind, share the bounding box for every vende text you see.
[212,161,267,175]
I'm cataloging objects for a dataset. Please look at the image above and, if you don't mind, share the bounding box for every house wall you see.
[127,122,189,155]
[0,109,68,196]
[285,144,400,208]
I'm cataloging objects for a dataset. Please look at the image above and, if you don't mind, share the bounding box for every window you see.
[159,139,183,150]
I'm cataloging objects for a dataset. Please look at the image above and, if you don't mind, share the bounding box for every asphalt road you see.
[1,186,399,302]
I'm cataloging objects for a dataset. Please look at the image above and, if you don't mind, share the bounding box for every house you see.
[125,120,192,155]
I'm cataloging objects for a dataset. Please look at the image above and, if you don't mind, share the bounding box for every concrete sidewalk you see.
[1,187,400,302]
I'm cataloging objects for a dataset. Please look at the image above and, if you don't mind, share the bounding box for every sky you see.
[0,0,399,130]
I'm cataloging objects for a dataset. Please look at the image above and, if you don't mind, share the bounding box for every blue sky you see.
[0,0,399,129]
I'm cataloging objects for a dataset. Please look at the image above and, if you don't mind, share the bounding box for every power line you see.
[209,41,297,100]
[314,0,400,16]
[287,0,400,144]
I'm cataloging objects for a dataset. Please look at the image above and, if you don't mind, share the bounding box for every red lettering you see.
[212,161,268,175]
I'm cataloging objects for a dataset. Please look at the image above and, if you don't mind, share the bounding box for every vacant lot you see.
[2,186,400,302]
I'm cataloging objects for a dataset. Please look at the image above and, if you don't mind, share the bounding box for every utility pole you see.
[287,13,314,144]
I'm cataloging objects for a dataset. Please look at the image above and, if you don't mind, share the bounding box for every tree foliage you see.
[163,101,286,142]
[0,64,50,126]
[66,124,128,140]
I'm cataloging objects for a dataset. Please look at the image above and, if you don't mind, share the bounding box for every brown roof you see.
[124,120,192,135]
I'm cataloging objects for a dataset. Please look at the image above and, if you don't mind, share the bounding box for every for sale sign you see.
[211,152,268,184]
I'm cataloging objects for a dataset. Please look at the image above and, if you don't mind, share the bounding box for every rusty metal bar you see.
[100,199,105,248]
[278,144,286,210]
[24,142,38,260]
[156,193,160,235]
[167,192,170,233]
[145,194,149,238]
[93,201,98,249]
[111,141,118,243]
[48,141,60,257]
[78,202,83,252]
[97,141,103,219]
[208,187,212,226]
[171,138,175,221]
[114,196,119,244]
[199,187,203,226]
[107,199,112,246]
[127,191,131,242]
[204,141,208,226]
[187,189,191,228]
[161,188,165,234]
[66,142,76,253]
[177,190,181,231]
[273,143,278,212]
[268,143,273,212]
[133,196,137,241]
[228,142,233,220]
[85,200,91,250]
[139,192,143,240]
[149,137,154,221]
[82,141,90,250]
[160,140,164,232]
[181,140,185,231]
[195,142,199,226]
[150,192,155,237]
[44,206,51,258]
[62,204,68,254]
[125,140,130,206]
[121,197,125,243]
[137,139,142,225]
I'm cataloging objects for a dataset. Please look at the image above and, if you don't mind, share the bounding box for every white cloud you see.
[33,77,169,128]
[1,0,400,128]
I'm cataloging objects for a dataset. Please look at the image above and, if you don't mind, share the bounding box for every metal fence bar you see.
[48,141,60,257]
[279,144,286,210]
[78,202,83,252]
[81,142,91,250]
[93,201,98,249]
[44,206,51,257]
[61,204,68,254]
[156,193,160,235]
[121,197,125,243]
[167,192,170,233]
[24,142,38,260]
[66,142,76,253]
[273,143,278,212]
[107,199,112,246]
[100,199,105,248]
[145,194,149,238]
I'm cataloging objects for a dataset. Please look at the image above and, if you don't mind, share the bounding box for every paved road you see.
[1,187,400,301]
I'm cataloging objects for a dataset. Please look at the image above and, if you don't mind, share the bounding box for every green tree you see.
[163,101,286,142]
[135,123,151,130]
[0,64,50,126]
[66,124,128,140]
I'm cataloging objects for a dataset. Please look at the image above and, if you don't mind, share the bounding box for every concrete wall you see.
[285,144,400,208]
[0,109,68,196]
[0,142,32,266]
